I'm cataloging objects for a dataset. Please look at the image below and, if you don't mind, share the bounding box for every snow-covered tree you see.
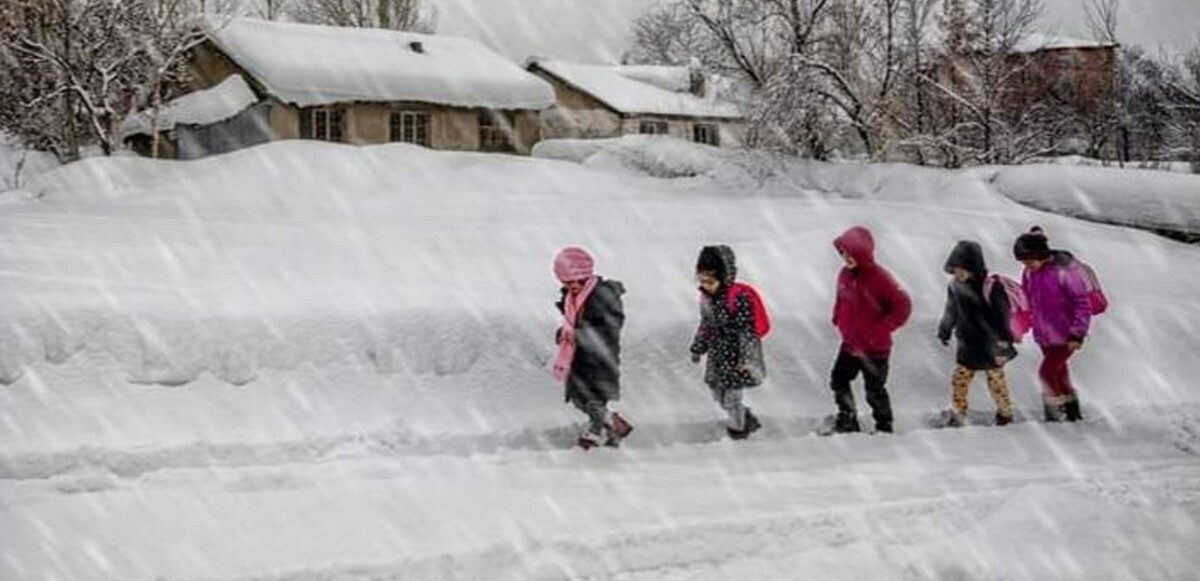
[0,0,160,160]
[919,0,1055,165]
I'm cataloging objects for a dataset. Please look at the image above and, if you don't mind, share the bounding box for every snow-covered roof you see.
[609,65,692,93]
[528,59,744,120]
[201,17,555,110]
[1014,33,1118,53]
[120,74,258,138]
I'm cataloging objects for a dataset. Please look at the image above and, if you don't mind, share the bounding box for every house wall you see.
[533,68,746,147]
[187,43,243,91]
[619,116,747,148]
[144,46,546,159]
[1019,46,1118,109]
[532,70,624,140]
[268,101,300,140]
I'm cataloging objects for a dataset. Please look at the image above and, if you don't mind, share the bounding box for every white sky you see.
[242,0,1197,63]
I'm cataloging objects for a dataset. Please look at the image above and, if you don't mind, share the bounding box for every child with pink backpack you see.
[690,245,770,440]
[1013,227,1107,422]
[936,240,1024,427]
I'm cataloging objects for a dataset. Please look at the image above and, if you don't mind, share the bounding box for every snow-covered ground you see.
[2,138,1199,580]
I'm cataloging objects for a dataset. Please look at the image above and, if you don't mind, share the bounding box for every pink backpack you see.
[701,283,772,338]
[727,283,771,338]
[1061,259,1109,315]
[984,274,1033,342]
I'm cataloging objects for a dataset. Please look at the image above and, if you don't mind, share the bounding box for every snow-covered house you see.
[525,59,747,148]
[1011,34,1119,111]
[124,17,556,158]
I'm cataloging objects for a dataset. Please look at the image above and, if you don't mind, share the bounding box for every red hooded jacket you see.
[832,227,912,357]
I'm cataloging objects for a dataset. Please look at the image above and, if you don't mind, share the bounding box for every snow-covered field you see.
[2,138,1199,580]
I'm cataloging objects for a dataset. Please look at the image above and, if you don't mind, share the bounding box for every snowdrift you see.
[994,164,1200,240]
[4,137,1200,581]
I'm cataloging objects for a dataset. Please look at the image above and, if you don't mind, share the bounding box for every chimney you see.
[409,41,425,54]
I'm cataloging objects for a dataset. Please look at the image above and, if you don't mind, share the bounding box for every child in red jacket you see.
[829,227,912,433]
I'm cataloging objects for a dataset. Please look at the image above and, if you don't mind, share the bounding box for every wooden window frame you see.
[478,109,515,153]
[389,110,431,147]
[639,120,669,135]
[693,123,720,146]
[299,106,344,142]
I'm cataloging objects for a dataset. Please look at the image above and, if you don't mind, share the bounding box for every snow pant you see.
[830,347,893,429]
[570,394,611,436]
[1038,345,1078,405]
[709,385,747,431]
[951,365,1013,418]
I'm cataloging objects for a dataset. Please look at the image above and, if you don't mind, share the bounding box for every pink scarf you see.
[553,276,599,383]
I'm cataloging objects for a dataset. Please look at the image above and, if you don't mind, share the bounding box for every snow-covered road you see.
[2,140,1199,579]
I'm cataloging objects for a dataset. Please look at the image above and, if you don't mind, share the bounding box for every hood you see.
[697,245,738,285]
[833,227,876,267]
[943,240,987,278]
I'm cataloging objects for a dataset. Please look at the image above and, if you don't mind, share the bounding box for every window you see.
[478,110,515,152]
[389,111,430,146]
[639,120,669,135]
[299,107,344,142]
[693,123,720,147]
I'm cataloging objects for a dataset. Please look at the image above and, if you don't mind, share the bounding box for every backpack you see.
[717,282,771,338]
[984,274,1032,342]
[1062,259,1108,315]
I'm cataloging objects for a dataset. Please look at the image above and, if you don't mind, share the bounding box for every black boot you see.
[994,413,1013,426]
[1063,399,1083,422]
[833,413,861,434]
[744,409,762,435]
[1043,402,1063,422]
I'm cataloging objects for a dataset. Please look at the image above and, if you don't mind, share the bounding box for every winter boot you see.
[1043,402,1064,423]
[1063,399,1083,422]
[943,410,966,428]
[604,413,634,447]
[994,412,1013,426]
[875,421,894,434]
[577,432,603,451]
[833,413,861,434]
[743,409,762,436]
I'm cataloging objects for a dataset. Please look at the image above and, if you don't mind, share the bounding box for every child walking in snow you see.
[937,241,1018,427]
[552,247,633,449]
[829,226,912,434]
[690,245,767,440]
[1012,228,1098,422]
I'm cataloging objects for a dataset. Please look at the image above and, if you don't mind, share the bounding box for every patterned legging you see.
[951,365,1013,418]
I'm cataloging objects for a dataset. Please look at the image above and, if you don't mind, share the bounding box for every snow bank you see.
[994,164,1200,239]
[204,17,555,110]
[532,135,736,178]
[119,75,258,138]
[0,133,59,191]
[5,138,1200,580]
[1035,155,1196,174]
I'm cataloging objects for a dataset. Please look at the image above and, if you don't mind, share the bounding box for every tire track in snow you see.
[0,406,1173,482]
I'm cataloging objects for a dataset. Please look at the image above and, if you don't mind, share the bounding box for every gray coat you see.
[690,285,766,389]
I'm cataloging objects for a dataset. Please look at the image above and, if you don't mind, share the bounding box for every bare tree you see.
[0,0,156,159]
[627,1,714,67]
[1083,0,1118,44]
[292,0,433,32]
[920,0,1053,165]
[142,0,218,157]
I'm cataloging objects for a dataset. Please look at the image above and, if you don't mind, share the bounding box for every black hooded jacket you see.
[557,278,626,403]
[937,241,1018,370]
[690,245,766,389]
